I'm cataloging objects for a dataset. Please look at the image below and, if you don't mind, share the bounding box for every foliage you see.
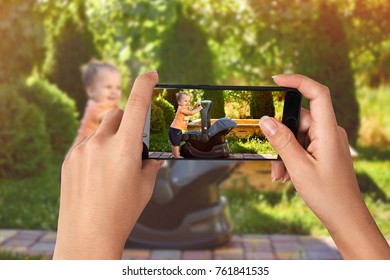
[150,103,165,134]
[297,2,359,145]
[43,3,100,116]
[163,89,181,111]
[153,97,175,126]
[249,91,275,119]
[157,4,216,84]
[201,90,225,118]
[20,77,79,157]
[0,86,51,179]
[0,0,45,83]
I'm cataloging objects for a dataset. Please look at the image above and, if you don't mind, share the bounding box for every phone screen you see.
[145,85,301,160]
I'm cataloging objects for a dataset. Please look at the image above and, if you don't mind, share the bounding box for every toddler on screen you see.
[73,60,122,146]
[169,92,203,158]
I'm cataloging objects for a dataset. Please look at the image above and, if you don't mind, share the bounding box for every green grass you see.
[0,162,61,230]
[0,250,46,260]
[149,128,171,152]
[226,136,276,155]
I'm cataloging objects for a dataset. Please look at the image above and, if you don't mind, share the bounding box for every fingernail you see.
[271,167,276,182]
[259,116,278,136]
[147,70,158,75]
[271,75,279,79]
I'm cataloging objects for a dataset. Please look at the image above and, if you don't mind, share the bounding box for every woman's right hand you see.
[259,74,390,259]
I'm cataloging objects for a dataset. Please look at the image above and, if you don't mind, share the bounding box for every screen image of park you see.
[148,88,285,160]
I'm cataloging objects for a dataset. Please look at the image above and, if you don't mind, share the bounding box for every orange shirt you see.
[74,100,118,145]
[170,106,189,131]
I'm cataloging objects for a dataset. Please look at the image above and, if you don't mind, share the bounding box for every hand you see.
[259,74,390,259]
[53,71,163,259]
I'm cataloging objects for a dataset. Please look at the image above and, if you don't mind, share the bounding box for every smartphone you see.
[143,85,301,160]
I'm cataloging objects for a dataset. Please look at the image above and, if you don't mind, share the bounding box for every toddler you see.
[73,60,122,146]
[169,92,203,158]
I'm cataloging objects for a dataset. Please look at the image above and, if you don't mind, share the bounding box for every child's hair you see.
[176,92,189,102]
[80,59,119,89]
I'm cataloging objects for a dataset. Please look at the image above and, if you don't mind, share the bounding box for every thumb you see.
[259,116,310,172]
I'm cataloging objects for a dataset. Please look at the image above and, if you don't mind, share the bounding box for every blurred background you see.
[0,0,389,257]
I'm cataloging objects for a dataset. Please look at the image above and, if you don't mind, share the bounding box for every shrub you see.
[20,77,79,157]
[163,89,181,111]
[150,104,165,134]
[202,90,225,118]
[157,4,216,85]
[153,97,175,126]
[0,1,45,83]
[0,86,51,179]
[250,91,275,118]
[43,4,100,116]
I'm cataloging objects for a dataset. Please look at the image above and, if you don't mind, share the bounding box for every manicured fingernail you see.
[259,116,278,136]
[271,167,276,182]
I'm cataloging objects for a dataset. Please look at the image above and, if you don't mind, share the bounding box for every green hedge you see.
[0,86,51,179]
[150,104,165,134]
[20,77,79,157]
[153,97,175,126]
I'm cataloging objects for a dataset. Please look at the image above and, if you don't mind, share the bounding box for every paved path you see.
[0,229,353,260]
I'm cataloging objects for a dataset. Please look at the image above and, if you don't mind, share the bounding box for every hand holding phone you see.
[146,85,301,160]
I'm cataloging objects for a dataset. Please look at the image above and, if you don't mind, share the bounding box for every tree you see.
[0,0,45,83]
[297,2,359,145]
[43,3,100,117]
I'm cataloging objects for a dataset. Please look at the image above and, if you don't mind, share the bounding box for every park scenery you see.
[149,88,285,159]
[0,0,390,259]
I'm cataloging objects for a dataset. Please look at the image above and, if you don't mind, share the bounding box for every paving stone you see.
[122,249,150,260]
[213,244,244,260]
[29,242,55,258]
[270,235,299,242]
[39,232,57,243]
[150,250,181,260]
[245,251,276,260]
[13,230,45,240]
[0,230,18,244]
[182,250,212,260]
[3,238,37,248]
[276,251,306,260]
[305,251,340,260]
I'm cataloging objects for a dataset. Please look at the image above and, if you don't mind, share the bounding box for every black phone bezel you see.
[150,84,302,160]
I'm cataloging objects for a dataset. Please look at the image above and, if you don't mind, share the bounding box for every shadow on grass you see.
[356,146,390,161]
[356,172,389,202]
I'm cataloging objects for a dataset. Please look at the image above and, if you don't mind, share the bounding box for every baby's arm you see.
[181,105,203,116]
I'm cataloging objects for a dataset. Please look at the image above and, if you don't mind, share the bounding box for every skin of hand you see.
[259,74,390,260]
[53,71,163,259]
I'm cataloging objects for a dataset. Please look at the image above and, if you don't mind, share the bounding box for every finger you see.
[271,160,287,181]
[299,108,312,134]
[274,74,337,129]
[118,71,158,145]
[96,109,124,136]
[140,159,165,198]
[260,116,312,174]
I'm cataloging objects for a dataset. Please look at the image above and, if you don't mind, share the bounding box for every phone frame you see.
[146,84,302,160]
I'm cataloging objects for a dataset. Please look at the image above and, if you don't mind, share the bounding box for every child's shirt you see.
[170,106,189,131]
[74,100,118,145]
